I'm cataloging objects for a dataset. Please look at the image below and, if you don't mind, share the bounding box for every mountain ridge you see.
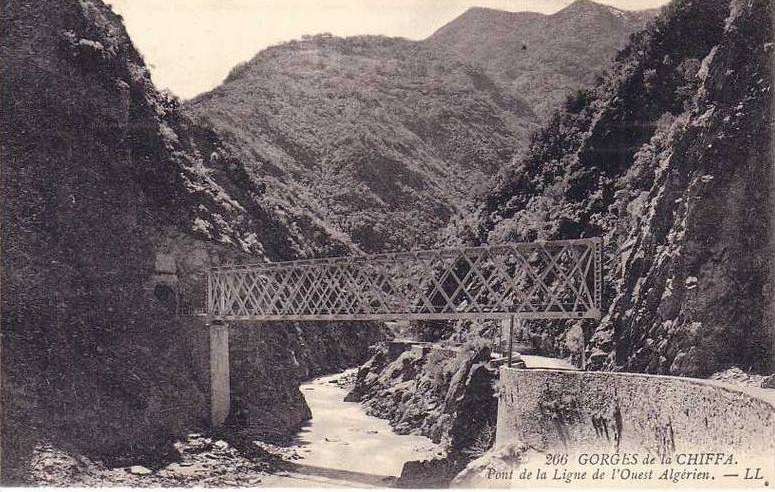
[189,1,655,252]
[425,0,657,119]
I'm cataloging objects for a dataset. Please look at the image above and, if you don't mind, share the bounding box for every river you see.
[261,370,440,488]
[28,359,568,486]
[264,355,575,488]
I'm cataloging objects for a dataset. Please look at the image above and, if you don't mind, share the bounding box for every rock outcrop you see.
[346,342,498,485]
[1,0,378,482]
[467,0,773,377]
[347,343,496,445]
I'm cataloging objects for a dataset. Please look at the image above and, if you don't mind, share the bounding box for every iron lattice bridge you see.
[207,238,603,322]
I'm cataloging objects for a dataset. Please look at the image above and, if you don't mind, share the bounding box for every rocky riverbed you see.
[25,369,440,487]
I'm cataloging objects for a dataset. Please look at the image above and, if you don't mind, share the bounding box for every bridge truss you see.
[207,238,602,322]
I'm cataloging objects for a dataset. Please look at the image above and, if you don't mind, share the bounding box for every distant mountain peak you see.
[451,5,544,23]
[425,0,655,119]
[462,6,501,14]
[562,0,605,9]
[555,0,623,16]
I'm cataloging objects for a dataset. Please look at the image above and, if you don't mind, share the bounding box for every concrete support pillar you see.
[209,321,230,428]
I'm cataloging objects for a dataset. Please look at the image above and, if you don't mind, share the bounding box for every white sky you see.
[109,0,669,99]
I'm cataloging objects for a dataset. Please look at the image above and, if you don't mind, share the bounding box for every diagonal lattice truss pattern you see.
[208,238,602,321]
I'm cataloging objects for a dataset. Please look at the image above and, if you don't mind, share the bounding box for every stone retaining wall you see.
[496,368,775,462]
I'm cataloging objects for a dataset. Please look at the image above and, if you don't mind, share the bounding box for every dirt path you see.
[520,354,577,370]
[262,370,440,488]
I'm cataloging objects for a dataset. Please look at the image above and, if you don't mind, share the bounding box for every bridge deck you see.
[207,238,603,322]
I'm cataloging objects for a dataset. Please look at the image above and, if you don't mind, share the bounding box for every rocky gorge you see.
[4,0,775,486]
[343,0,775,484]
[462,0,774,377]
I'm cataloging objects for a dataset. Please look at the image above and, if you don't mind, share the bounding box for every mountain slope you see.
[426,0,657,119]
[465,0,772,377]
[189,35,536,252]
[189,3,653,253]
[1,0,380,481]
[347,2,771,475]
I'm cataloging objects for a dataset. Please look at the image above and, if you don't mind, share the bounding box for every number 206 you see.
[546,453,569,465]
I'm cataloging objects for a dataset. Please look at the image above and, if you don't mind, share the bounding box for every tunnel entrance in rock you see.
[154,284,178,312]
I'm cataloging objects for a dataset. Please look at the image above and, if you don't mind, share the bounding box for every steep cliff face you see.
[1,0,376,482]
[345,342,498,486]
[469,0,773,376]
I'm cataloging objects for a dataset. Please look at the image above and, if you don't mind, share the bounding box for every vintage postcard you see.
[2,0,773,488]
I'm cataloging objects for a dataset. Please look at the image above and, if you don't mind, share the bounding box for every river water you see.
[261,371,440,488]
[30,358,574,486]
[264,356,575,488]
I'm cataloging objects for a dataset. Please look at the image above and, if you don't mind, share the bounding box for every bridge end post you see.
[507,315,514,367]
[208,319,230,428]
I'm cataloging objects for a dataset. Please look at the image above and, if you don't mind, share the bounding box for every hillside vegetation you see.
[427,0,656,119]
[190,36,534,252]
[189,1,653,252]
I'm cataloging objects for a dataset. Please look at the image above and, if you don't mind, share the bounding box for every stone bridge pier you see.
[207,321,230,427]
[187,317,230,428]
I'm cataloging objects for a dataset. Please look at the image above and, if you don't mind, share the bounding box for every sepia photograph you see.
[1,0,774,487]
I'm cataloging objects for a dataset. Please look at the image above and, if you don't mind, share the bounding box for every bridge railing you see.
[207,238,602,321]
